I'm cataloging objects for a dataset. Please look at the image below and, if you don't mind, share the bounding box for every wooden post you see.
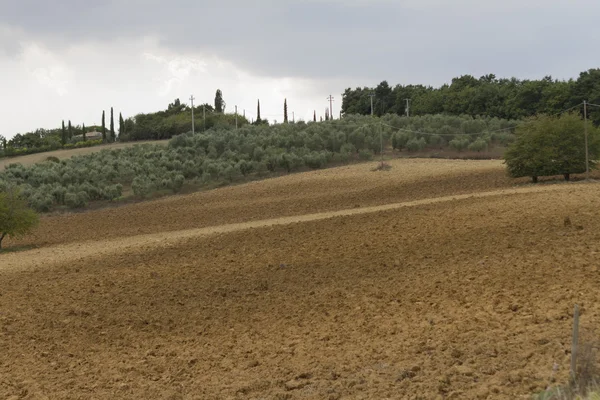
[571,304,580,383]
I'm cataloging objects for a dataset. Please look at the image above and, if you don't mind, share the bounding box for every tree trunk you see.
[564,173,570,181]
[532,176,538,183]
[0,233,5,250]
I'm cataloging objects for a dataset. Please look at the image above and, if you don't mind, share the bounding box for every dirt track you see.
[1,159,600,399]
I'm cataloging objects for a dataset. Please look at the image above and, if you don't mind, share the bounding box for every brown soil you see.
[1,159,600,399]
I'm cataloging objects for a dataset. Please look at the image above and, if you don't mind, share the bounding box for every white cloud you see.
[0,34,343,138]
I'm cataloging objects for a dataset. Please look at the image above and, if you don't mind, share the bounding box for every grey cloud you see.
[1,0,599,83]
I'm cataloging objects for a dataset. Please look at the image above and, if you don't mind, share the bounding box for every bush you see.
[358,149,374,161]
[64,191,89,208]
[406,137,427,152]
[468,138,488,152]
[449,136,471,152]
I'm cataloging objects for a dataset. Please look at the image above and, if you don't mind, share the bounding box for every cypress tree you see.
[61,120,66,145]
[284,99,288,124]
[256,100,262,124]
[82,123,86,141]
[101,111,106,143]
[313,110,316,122]
[215,89,224,113]
[325,109,329,121]
[68,120,72,140]
[110,107,115,142]
[119,113,125,139]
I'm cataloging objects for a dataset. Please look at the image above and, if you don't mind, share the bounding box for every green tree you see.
[110,107,115,142]
[505,113,600,182]
[68,120,72,140]
[215,89,225,113]
[82,123,86,141]
[101,111,106,143]
[313,110,316,122]
[284,99,288,123]
[61,120,67,145]
[256,99,262,124]
[119,113,125,139]
[0,188,39,250]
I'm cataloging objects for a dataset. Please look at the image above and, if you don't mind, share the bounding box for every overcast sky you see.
[1,0,599,138]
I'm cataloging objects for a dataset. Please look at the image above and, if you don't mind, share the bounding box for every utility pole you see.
[584,100,589,180]
[190,95,195,134]
[203,104,206,132]
[405,98,411,117]
[327,95,334,120]
[380,123,384,167]
[369,93,375,117]
[235,105,238,129]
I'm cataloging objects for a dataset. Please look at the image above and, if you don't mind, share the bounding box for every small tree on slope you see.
[504,112,600,182]
[0,188,39,250]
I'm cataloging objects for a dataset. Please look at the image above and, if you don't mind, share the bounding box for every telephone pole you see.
[584,100,589,180]
[405,98,411,117]
[369,93,375,117]
[327,95,334,120]
[235,105,238,129]
[190,95,195,134]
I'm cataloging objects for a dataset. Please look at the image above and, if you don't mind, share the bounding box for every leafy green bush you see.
[358,149,374,160]
[406,137,427,152]
[468,138,488,152]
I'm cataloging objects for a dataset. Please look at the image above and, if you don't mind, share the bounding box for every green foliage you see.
[358,149,374,160]
[0,187,39,249]
[62,139,104,149]
[110,107,115,142]
[468,138,489,152]
[0,114,516,212]
[101,110,106,143]
[342,69,600,124]
[449,135,471,152]
[504,113,600,182]
[215,90,225,113]
[61,121,67,146]
[406,137,427,152]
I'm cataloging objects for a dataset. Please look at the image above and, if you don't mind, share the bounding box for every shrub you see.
[468,138,488,152]
[406,137,427,152]
[64,191,88,208]
[449,136,471,152]
[358,149,374,161]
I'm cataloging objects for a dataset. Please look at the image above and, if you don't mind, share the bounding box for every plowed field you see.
[2,159,600,399]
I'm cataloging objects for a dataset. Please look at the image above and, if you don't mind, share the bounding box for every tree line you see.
[341,69,600,124]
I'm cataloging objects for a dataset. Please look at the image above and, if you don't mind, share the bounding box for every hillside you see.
[0,140,168,169]
[1,159,599,399]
